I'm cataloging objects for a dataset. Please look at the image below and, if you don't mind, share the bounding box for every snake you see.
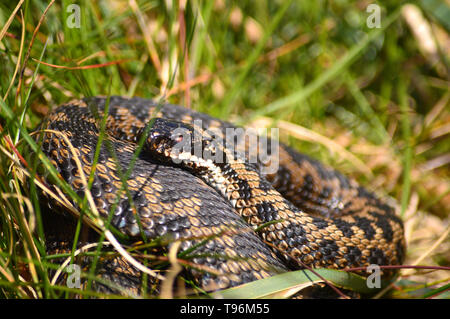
[34,96,406,296]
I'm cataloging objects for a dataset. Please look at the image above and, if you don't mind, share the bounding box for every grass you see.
[0,0,449,299]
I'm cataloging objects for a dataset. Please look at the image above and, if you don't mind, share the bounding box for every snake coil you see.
[35,96,406,295]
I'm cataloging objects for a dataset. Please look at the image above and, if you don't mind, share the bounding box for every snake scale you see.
[34,96,406,296]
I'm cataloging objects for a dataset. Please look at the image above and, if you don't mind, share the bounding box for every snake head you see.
[141,118,196,162]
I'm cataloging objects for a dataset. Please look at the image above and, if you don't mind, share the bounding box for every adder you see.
[34,96,406,296]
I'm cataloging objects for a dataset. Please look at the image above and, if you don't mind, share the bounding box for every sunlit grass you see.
[0,0,449,298]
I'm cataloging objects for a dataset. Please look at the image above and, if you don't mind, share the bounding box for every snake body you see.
[35,96,406,295]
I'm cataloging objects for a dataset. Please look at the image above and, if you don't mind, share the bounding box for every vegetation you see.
[0,0,449,298]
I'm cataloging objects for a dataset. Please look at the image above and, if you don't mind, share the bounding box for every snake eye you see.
[173,134,184,144]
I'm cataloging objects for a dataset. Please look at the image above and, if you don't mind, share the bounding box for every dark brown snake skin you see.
[34,96,406,296]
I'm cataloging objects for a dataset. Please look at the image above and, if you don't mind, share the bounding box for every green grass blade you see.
[344,72,390,144]
[213,269,376,299]
[419,0,450,32]
[398,78,413,218]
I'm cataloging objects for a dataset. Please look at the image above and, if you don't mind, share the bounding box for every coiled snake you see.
[35,96,406,295]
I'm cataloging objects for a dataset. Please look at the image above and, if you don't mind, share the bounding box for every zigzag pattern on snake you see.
[34,96,406,295]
